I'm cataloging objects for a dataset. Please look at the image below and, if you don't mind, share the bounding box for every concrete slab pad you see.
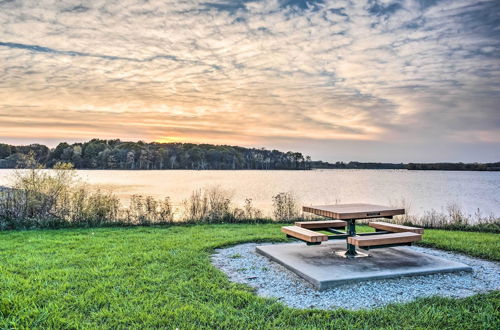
[255,241,472,290]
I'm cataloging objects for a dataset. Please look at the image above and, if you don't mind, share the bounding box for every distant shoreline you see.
[1,139,498,171]
[1,168,499,172]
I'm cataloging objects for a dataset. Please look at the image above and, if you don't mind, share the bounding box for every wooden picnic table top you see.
[302,203,405,220]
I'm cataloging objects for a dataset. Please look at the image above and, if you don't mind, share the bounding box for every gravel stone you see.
[211,243,500,310]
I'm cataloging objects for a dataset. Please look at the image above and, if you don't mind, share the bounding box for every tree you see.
[0,140,320,170]
[0,143,11,159]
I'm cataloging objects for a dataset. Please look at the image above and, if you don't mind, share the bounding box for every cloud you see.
[0,0,499,161]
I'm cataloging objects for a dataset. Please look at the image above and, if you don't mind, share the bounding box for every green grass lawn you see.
[0,224,499,329]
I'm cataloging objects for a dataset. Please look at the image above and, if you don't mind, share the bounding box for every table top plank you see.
[303,203,404,220]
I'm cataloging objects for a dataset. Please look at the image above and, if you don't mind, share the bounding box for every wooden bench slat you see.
[348,232,422,247]
[369,221,424,234]
[281,226,329,243]
[295,220,346,229]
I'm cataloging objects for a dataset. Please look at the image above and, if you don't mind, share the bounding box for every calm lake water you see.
[0,169,499,218]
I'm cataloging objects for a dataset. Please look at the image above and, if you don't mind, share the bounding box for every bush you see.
[232,198,264,222]
[122,195,174,225]
[181,186,234,222]
[180,187,271,224]
[0,162,121,229]
[69,187,121,227]
[0,167,178,229]
[272,192,299,221]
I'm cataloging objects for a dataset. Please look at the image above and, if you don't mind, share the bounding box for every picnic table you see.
[282,203,423,258]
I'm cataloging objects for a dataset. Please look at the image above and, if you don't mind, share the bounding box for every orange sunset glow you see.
[1,0,499,162]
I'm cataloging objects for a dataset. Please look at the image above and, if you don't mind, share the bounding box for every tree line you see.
[406,162,500,171]
[0,140,497,171]
[0,139,311,170]
[310,160,406,169]
[312,160,499,171]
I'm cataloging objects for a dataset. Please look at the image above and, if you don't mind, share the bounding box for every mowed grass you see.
[358,225,500,261]
[418,229,500,261]
[0,224,498,329]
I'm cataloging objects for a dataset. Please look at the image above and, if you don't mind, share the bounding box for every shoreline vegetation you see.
[0,162,498,232]
[1,139,499,171]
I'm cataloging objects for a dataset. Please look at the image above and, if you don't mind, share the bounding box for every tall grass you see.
[236,198,264,220]
[0,164,268,229]
[272,192,301,221]
[0,162,497,231]
[122,195,174,225]
[0,163,119,229]
[181,187,266,223]
[389,198,499,233]
[181,186,233,222]
[0,163,172,229]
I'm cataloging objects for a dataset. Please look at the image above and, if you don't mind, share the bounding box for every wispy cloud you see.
[0,0,499,161]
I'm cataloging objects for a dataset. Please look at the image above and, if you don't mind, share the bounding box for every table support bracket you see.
[335,220,370,258]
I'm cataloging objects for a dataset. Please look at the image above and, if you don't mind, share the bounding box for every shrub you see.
[0,161,122,229]
[242,198,263,219]
[181,186,234,222]
[232,198,264,222]
[69,187,121,227]
[272,192,299,221]
[122,195,174,225]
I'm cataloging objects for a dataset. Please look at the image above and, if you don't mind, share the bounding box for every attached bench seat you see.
[369,221,424,234]
[281,226,328,243]
[348,232,422,248]
[295,220,346,229]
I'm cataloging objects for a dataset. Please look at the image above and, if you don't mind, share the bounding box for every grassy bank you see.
[0,224,498,329]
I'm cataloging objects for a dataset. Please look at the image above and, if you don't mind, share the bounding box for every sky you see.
[0,0,499,163]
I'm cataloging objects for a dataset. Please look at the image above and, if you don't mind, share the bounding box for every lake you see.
[0,169,499,218]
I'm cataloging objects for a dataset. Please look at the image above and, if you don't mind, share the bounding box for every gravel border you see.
[212,243,500,310]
